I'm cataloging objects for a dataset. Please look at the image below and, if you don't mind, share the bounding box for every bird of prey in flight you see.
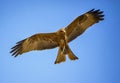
[10,9,104,64]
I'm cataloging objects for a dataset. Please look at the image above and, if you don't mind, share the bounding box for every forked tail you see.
[54,45,78,64]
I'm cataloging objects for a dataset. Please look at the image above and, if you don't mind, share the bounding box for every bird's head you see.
[57,28,66,36]
[58,28,66,33]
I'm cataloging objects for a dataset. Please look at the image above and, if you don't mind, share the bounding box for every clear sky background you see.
[0,0,120,83]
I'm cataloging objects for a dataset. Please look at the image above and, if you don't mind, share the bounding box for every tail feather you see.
[67,46,78,60]
[54,47,66,64]
[54,45,78,64]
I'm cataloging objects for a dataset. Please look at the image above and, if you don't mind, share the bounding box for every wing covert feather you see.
[65,9,104,42]
[10,32,59,57]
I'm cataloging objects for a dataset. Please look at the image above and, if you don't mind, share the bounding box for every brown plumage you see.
[10,9,104,64]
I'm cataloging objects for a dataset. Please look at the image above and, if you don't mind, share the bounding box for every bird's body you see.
[55,28,78,64]
[10,9,104,64]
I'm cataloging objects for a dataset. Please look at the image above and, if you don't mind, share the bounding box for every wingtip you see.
[10,46,21,57]
[90,9,104,21]
[88,8,95,13]
[94,9,100,12]
[99,17,104,22]
[11,51,20,57]
[89,9,103,14]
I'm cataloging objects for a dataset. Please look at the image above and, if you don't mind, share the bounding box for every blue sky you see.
[0,0,120,83]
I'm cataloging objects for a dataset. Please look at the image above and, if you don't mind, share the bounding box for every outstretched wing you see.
[65,9,104,42]
[10,32,59,57]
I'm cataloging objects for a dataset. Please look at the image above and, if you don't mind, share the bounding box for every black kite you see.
[10,9,104,64]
